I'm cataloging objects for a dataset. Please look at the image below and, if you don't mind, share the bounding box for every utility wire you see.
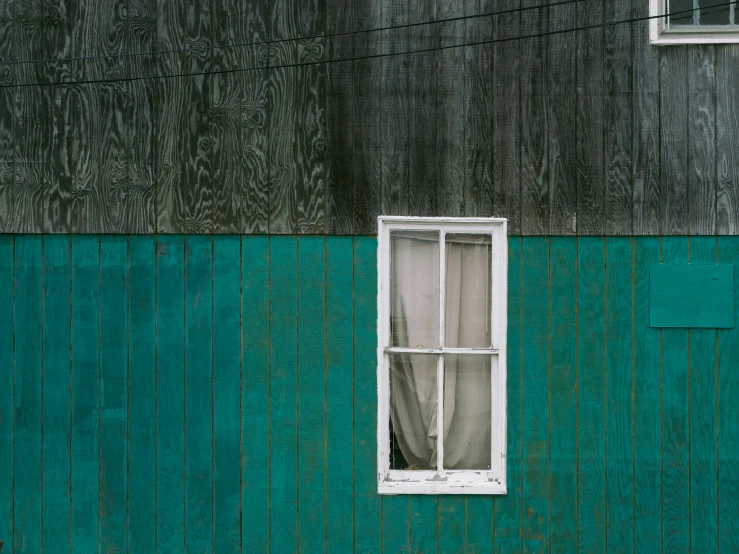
[0,1,734,90]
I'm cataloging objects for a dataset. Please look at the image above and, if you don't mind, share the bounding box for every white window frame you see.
[376,216,508,495]
[650,0,739,44]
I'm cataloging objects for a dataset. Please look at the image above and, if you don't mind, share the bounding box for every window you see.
[650,0,739,44]
[376,217,507,495]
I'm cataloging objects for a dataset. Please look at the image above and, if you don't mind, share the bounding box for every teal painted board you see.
[495,237,523,553]
[242,236,270,554]
[42,236,71,553]
[325,237,354,553]
[128,236,157,553]
[633,237,662,554]
[521,237,549,553]
[297,236,327,553]
[383,496,410,553]
[439,496,466,554]
[269,236,298,553]
[213,236,242,553]
[466,495,493,553]
[577,237,606,554]
[661,237,690,554]
[156,236,186,553]
[0,237,12,549]
[353,236,381,552]
[13,237,42,554]
[185,236,214,554]
[99,236,128,554]
[605,238,634,554]
[718,237,739,552]
[650,264,734,328]
[71,236,99,554]
[410,496,439,554]
[688,237,718,553]
[549,237,577,554]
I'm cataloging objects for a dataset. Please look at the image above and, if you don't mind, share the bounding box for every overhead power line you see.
[0,1,734,90]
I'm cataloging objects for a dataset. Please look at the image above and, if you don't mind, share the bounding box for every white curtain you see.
[390,234,492,470]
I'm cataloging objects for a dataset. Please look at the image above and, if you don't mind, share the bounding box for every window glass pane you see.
[700,0,731,24]
[389,353,439,470]
[390,231,440,348]
[442,355,492,470]
[669,0,695,25]
[445,234,492,348]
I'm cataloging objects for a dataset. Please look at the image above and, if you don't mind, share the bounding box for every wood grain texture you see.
[660,52,689,235]
[70,236,99,554]
[548,0,577,235]
[549,237,578,553]
[688,236,718,553]
[718,237,739,552]
[688,47,717,235]
[13,237,42,554]
[633,237,662,554]
[184,75,216,232]
[410,495,438,554]
[184,236,213,553]
[519,1,548,235]
[660,237,689,554]
[576,0,605,235]
[99,237,128,554]
[125,78,157,233]
[577,237,606,554]
[439,496,465,553]
[128,236,156,554]
[156,76,188,233]
[68,84,100,233]
[0,237,12,547]
[241,236,270,554]
[0,86,13,232]
[716,46,739,235]
[212,236,241,554]
[605,237,634,553]
[604,0,633,235]
[156,235,185,553]
[521,237,550,552]
[383,496,410,553]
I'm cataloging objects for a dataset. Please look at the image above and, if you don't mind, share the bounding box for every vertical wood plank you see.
[519,3,548,235]
[297,236,326,552]
[0,237,12,545]
[410,496,439,554]
[604,0,633,235]
[242,236,270,553]
[576,0,605,235]
[492,1,521,234]
[325,237,354,553]
[156,235,185,552]
[213,236,241,554]
[577,237,606,554]
[383,496,410,553]
[521,237,550,552]
[633,237,661,554]
[660,236,689,554]
[353,236,381,551]
[439,497,466,553]
[660,53,689,235]
[41,236,71,554]
[128,236,156,554]
[549,237,577,553]
[184,236,213,553]
[13,237,42,554]
[70,236,99,554]
[632,0,660,234]
[269,236,297,551]
[716,46,739,235]
[99,236,128,553]
[717,236,739,551]
[467,494,493,554]
[688,236,718,552]
[605,237,634,552]
[548,0,577,235]
[688,47,717,235]
[495,237,523,553]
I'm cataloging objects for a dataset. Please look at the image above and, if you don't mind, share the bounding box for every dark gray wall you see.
[0,0,738,235]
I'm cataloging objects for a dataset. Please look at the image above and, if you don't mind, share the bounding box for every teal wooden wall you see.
[1,235,738,553]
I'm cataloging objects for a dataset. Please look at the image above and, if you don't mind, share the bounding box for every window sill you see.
[651,31,739,44]
[379,480,507,495]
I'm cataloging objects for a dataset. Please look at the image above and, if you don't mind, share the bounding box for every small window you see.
[377,217,508,495]
[650,0,739,44]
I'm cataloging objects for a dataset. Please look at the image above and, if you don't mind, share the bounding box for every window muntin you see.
[650,0,739,44]
[377,217,507,495]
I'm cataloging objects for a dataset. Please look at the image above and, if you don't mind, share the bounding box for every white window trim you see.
[376,216,508,495]
[650,0,739,44]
